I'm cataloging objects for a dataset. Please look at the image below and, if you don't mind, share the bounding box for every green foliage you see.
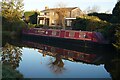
[2,16,26,34]
[2,64,23,78]
[88,12,113,23]
[27,23,37,28]
[72,15,111,31]
[113,24,120,51]
[72,17,87,30]
[36,24,44,28]
[112,1,120,23]
[2,0,26,34]
[24,11,35,17]
[24,11,34,23]
[24,11,39,24]
[2,43,23,78]
[2,0,24,22]
[101,24,116,42]
[112,1,120,17]
[111,1,120,51]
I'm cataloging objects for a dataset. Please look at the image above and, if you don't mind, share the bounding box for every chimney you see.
[45,6,49,10]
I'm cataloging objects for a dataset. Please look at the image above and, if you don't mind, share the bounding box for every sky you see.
[1,0,118,13]
[23,0,117,13]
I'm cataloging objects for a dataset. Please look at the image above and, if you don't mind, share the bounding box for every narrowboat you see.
[22,28,110,49]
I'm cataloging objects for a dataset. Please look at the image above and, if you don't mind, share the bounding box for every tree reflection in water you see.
[48,54,66,74]
[38,47,66,74]
[37,42,120,79]
[2,43,23,78]
[3,39,119,79]
[2,43,22,69]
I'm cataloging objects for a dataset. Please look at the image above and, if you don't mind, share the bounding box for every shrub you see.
[24,11,39,24]
[88,12,113,23]
[101,24,116,42]
[72,15,111,31]
[2,17,26,32]
[113,24,120,51]
[27,23,36,28]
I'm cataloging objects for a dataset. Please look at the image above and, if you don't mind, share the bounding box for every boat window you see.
[45,31,48,34]
[35,30,38,33]
[69,31,74,37]
[56,31,60,36]
[83,34,86,38]
[37,30,40,32]
[65,32,69,37]
[52,30,56,36]
[79,32,85,38]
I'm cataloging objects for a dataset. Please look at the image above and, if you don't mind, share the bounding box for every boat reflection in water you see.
[23,41,99,64]
[21,40,119,79]
[3,35,119,79]
[36,42,99,74]
[37,43,97,63]
[22,40,109,74]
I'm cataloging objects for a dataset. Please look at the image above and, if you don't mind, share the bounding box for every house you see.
[37,7,84,27]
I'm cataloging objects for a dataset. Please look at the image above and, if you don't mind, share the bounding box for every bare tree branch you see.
[84,5,100,14]
[54,3,68,29]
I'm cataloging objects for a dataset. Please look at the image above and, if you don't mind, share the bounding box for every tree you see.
[112,1,120,51]
[113,25,120,52]
[54,3,68,29]
[84,5,100,14]
[24,11,39,24]
[2,43,23,78]
[112,1,120,23]
[2,0,25,32]
[48,54,65,74]
[2,0,24,22]
[88,12,113,23]
[2,43,22,69]
[0,2,2,15]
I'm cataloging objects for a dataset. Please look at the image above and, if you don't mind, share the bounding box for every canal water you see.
[1,36,119,79]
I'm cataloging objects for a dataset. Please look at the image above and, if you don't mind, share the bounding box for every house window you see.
[52,20,54,23]
[66,20,72,26]
[53,12,54,15]
[44,12,49,16]
[44,13,47,15]
[69,31,74,37]
[51,20,55,25]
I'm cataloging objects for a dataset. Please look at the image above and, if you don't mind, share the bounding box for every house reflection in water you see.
[5,39,119,79]
[2,34,119,79]
[23,41,99,74]
[48,54,65,74]
[37,44,97,63]
[38,46,66,74]
[23,41,100,66]
[23,40,119,79]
